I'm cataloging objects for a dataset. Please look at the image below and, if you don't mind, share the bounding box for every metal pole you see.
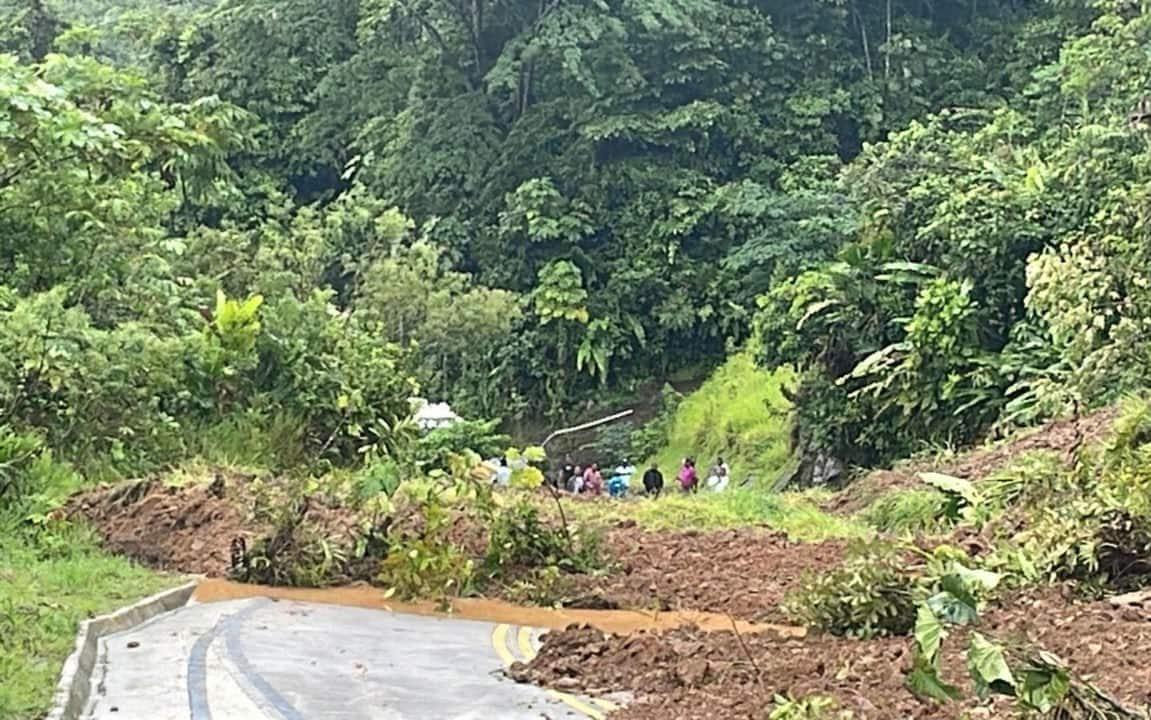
[540,409,635,450]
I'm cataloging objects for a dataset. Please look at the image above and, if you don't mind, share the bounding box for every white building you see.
[410,398,461,431]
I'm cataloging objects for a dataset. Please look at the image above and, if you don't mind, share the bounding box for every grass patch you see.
[0,531,176,720]
[651,353,794,485]
[553,489,872,543]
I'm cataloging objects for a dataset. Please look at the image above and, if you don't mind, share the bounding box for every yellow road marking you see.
[492,624,611,719]
[546,690,605,720]
[516,626,536,662]
[491,624,517,668]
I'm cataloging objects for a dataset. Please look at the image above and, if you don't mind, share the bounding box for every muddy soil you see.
[982,587,1151,708]
[565,525,848,622]
[511,623,968,719]
[72,472,844,622]
[512,589,1151,719]
[69,474,253,575]
[829,407,1118,515]
[69,472,362,577]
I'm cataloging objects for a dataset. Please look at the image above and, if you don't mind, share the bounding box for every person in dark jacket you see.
[642,462,664,498]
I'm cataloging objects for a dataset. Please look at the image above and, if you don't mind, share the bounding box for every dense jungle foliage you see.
[2,0,1151,494]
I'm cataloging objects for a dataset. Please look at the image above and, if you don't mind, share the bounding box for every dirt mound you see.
[70,474,253,576]
[563,525,848,622]
[511,623,958,719]
[512,589,1151,719]
[830,407,1118,515]
[70,471,364,578]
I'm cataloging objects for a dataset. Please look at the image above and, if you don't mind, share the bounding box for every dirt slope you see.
[829,407,1118,514]
[70,475,251,575]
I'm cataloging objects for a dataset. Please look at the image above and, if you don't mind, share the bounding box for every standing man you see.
[643,462,664,498]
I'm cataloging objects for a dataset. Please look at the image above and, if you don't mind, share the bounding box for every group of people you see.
[553,460,637,498]
[669,456,731,495]
[551,455,732,499]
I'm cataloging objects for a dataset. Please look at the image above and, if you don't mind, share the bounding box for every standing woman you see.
[678,458,698,494]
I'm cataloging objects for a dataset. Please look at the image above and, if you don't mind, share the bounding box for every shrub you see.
[860,489,950,534]
[783,544,917,638]
[485,502,604,575]
[413,418,510,472]
[377,536,475,601]
[235,477,347,587]
[0,427,48,513]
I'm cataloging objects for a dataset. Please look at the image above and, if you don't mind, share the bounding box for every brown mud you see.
[829,407,1118,515]
[512,589,1151,719]
[68,471,363,577]
[194,578,802,636]
[71,475,843,622]
[69,473,253,575]
[565,525,848,622]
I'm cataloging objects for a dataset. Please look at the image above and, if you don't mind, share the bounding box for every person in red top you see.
[677,458,698,493]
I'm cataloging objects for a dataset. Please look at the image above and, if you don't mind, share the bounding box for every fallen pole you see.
[540,408,635,449]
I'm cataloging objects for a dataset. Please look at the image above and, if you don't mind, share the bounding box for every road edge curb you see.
[46,580,199,720]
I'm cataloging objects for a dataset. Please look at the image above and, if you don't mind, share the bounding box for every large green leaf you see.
[918,472,979,506]
[968,632,1016,699]
[1016,658,1071,713]
[914,604,947,660]
[907,650,961,703]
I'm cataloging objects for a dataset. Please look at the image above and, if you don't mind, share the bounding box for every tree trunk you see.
[851,1,874,82]
[884,0,892,85]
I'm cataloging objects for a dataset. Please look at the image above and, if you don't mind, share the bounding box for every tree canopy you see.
[3,0,1151,476]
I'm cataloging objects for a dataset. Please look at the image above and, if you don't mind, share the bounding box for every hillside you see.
[6,0,1151,717]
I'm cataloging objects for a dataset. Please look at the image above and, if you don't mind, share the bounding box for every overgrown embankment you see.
[649,355,794,485]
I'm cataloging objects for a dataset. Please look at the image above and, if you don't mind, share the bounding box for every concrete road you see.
[83,598,612,720]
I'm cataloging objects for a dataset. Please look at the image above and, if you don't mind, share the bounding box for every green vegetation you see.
[769,694,850,720]
[555,489,870,543]
[0,534,176,720]
[781,399,1151,715]
[784,542,918,639]
[859,489,951,535]
[6,0,1151,714]
[650,354,794,485]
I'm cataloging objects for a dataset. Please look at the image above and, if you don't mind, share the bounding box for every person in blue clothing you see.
[607,460,635,498]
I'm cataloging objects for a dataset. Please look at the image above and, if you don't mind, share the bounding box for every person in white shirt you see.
[494,458,512,486]
[706,456,730,492]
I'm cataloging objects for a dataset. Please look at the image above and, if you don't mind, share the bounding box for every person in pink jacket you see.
[677,458,698,493]
[582,463,604,495]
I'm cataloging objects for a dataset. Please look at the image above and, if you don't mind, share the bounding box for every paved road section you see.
[83,598,608,720]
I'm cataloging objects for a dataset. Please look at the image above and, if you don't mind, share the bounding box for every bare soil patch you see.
[829,407,1118,515]
[69,474,252,575]
[564,525,849,622]
[71,474,846,622]
[511,589,1151,719]
[68,472,362,577]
